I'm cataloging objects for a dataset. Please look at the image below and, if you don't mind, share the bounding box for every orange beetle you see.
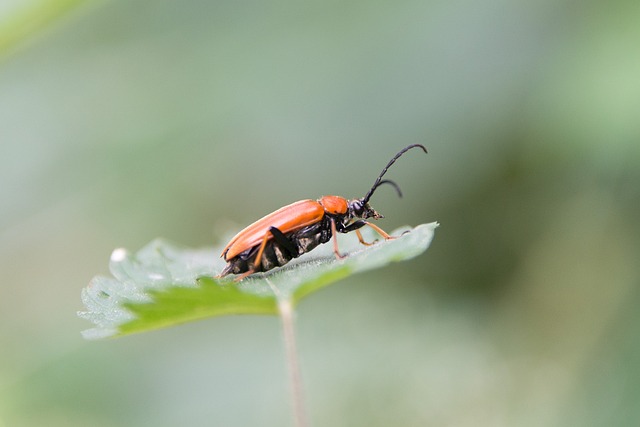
[218,144,427,280]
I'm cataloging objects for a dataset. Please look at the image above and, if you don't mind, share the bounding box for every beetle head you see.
[348,199,383,220]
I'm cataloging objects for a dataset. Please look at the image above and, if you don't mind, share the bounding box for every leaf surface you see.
[79,222,439,339]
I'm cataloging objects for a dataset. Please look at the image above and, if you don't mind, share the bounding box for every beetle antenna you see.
[373,179,403,198]
[362,144,427,204]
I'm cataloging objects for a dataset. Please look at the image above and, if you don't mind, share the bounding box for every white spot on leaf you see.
[111,248,127,262]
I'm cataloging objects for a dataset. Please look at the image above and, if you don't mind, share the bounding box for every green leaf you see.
[0,0,97,59]
[79,222,439,339]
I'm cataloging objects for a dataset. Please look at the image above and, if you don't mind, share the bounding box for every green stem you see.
[267,280,309,427]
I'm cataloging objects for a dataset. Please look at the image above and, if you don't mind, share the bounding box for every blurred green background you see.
[1,0,639,426]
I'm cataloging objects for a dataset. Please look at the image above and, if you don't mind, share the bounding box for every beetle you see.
[217,144,427,280]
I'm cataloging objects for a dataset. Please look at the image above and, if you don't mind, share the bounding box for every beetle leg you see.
[363,221,394,240]
[268,226,298,257]
[232,230,273,281]
[330,218,345,259]
[234,262,260,281]
[341,220,378,246]
[341,219,394,245]
[355,229,375,246]
[341,220,367,233]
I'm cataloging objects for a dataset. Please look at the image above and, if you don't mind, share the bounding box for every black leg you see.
[341,220,367,233]
[268,226,298,257]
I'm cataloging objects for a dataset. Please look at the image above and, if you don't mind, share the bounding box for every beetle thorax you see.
[318,195,349,216]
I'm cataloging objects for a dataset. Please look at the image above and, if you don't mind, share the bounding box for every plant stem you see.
[267,280,309,427]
